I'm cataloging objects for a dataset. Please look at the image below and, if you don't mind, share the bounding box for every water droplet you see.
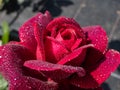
[14,78,17,81]
[14,83,17,85]
[28,86,32,89]
[38,16,41,19]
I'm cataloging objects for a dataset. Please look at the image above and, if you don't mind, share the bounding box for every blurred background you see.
[0,0,120,90]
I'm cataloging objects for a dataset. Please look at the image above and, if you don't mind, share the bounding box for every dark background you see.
[0,0,120,90]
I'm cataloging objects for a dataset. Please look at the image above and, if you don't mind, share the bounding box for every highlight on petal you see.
[34,22,45,61]
[19,11,52,54]
[24,60,85,82]
[83,25,108,66]
[70,49,120,89]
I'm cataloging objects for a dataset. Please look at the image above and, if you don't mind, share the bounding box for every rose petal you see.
[24,60,85,82]
[0,44,58,90]
[8,76,58,90]
[71,39,82,51]
[34,22,45,60]
[70,49,120,88]
[0,44,32,79]
[58,81,103,90]
[55,29,76,50]
[83,25,108,52]
[45,36,69,63]
[81,87,103,90]
[83,25,108,66]
[46,17,85,40]
[19,11,52,54]
[58,44,94,66]
[90,49,120,84]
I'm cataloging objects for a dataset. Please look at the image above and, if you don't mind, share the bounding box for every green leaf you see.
[0,0,9,9]
[1,21,10,45]
[0,0,3,8]
[0,74,8,90]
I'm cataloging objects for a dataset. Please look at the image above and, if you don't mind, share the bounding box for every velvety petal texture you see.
[0,44,57,90]
[70,49,120,88]
[24,60,85,82]
[58,44,94,66]
[0,11,120,90]
[83,26,108,67]
[19,11,52,54]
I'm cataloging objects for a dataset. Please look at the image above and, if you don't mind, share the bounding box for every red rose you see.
[0,11,120,90]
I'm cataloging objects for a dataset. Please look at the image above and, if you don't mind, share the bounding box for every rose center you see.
[61,32,71,40]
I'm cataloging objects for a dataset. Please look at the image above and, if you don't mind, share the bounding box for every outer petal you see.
[8,76,58,90]
[24,60,85,82]
[58,82,103,90]
[83,25,108,66]
[70,49,120,88]
[0,44,57,90]
[19,11,52,54]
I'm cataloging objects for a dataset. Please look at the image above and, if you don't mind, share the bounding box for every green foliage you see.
[0,74,8,90]
[1,21,10,45]
[0,0,9,9]
[0,0,4,8]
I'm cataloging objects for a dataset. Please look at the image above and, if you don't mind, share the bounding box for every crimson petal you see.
[70,49,120,89]
[83,25,108,66]
[71,39,82,50]
[34,23,45,60]
[0,44,57,90]
[19,11,52,54]
[55,30,76,50]
[46,17,85,39]
[45,36,69,63]
[58,44,94,66]
[24,60,85,82]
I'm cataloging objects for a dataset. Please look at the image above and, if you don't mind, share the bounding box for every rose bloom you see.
[0,11,120,90]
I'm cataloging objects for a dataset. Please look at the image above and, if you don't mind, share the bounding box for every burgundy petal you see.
[58,44,94,66]
[70,49,120,89]
[19,11,52,54]
[8,76,58,90]
[58,82,103,90]
[0,44,57,90]
[24,60,85,82]
[83,25,108,66]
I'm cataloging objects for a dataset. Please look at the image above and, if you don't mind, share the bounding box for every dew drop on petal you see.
[0,56,2,59]
[14,78,17,81]
[14,83,17,85]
